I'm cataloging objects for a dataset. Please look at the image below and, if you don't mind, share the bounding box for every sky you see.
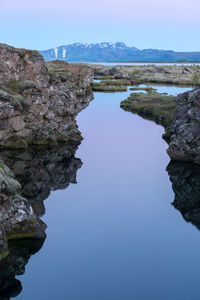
[1,0,199,51]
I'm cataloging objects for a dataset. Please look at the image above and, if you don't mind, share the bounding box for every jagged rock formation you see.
[0,43,93,148]
[167,88,200,164]
[0,43,93,295]
[167,161,200,230]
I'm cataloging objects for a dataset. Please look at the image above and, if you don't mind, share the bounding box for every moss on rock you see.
[120,90,176,133]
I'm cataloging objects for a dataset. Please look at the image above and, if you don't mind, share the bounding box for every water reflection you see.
[167,161,200,230]
[0,239,44,300]
[0,144,82,299]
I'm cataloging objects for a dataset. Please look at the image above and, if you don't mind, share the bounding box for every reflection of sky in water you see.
[16,86,200,300]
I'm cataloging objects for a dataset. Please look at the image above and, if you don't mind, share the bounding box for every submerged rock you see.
[167,88,200,164]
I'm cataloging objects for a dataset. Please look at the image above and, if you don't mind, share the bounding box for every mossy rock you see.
[2,136,28,149]
[91,82,127,92]
[0,88,30,111]
[48,70,58,83]
[8,79,38,93]
[120,90,176,130]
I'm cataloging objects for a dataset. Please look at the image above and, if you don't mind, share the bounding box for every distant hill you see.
[39,42,200,63]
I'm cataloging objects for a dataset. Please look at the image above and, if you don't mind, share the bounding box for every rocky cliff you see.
[0,43,93,267]
[0,43,93,148]
[167,88,200,164]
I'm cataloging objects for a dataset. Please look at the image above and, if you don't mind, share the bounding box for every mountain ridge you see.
[39,42,200,62]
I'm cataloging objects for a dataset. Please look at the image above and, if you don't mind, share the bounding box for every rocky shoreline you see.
[0,42,200,295]
[0,43,94,271]
[87,63,200,86]
[120,87,200,165]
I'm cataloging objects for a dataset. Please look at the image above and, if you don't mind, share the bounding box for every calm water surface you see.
[15,85,200,300]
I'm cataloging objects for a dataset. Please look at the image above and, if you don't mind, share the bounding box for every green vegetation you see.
[48,70,58,83]
[130,70,142,81]
[129,87,156,92]
[8,79,38,93]
[2,136,28,149]
[120,90,176,136]
[91,81,128,92]
[91,84,127,92]
[0,250,9,261]
[94,75,116,80]
[102,80,131,86]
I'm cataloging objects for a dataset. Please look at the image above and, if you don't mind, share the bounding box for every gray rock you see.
[167,89,200,164]
[0,44,93,148]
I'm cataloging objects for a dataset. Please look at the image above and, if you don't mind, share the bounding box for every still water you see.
[13,85,200,300]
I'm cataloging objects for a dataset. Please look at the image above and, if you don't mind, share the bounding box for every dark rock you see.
[167,88,200,164]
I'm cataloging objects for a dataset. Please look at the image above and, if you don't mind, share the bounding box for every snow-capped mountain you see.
[39,42,200,62]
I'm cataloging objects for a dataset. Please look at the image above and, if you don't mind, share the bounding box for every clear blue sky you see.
[1,0,199,51]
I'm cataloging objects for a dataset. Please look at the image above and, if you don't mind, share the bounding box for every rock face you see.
[0,43,93,148]
[0,43,93,285]
[167,161,200,230]
[167,88,200,164]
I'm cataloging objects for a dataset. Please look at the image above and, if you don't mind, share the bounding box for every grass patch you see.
[91,81,127,92]
[120,90,176,135]
[94,75,116,80]
[101,80,131,86]
[129,87,156,92]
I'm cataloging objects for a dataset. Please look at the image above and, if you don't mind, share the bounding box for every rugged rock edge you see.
[167,88,200,164]
[0,43,93,149]
[0,43,94,262]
